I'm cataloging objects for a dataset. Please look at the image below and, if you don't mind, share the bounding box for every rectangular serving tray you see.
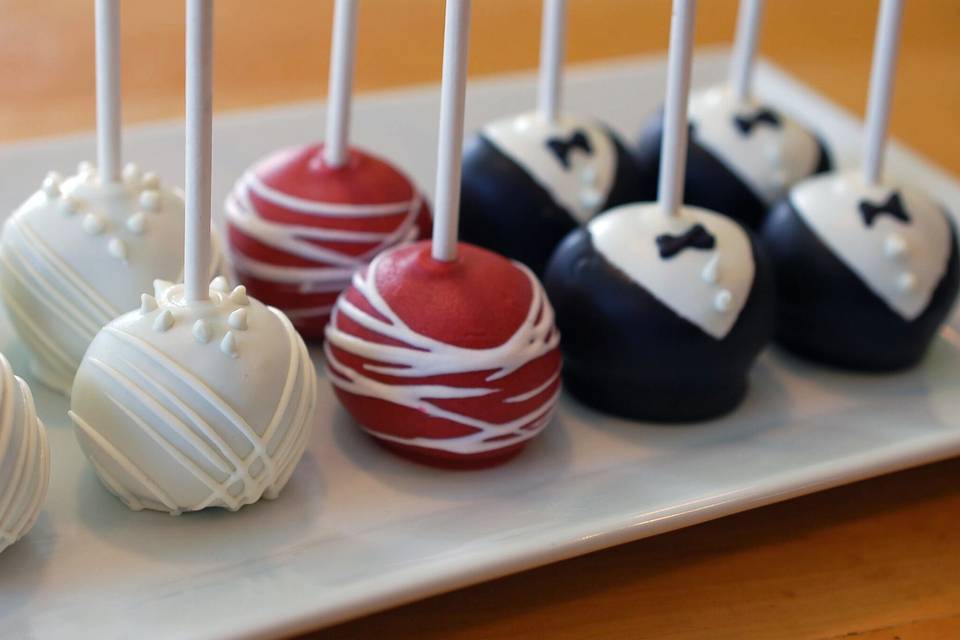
[2,50,960,640]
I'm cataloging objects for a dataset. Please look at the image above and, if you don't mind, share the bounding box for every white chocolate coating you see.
[69,279,317,514]
[589,203,756,339]
[482,111,616,224]
[325,253,561,455]
[0,163,222,395]
[790,170,952,320]
[0,353,50,554]
[689,85,822,205]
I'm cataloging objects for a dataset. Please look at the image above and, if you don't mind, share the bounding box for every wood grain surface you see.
[2,1,959,639]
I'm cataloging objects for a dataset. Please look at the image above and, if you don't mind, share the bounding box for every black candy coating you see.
[761,197,960,371]
[543,225,776,422]
[632,109,833,230]
[459,128,645,276]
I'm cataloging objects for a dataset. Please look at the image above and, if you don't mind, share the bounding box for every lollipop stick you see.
[657,0,697,218]
[537,0,566,124]
[431,0,471,263]
[863,0,903,186]
[184,0,213,302]
[95,0,121,183]
[728,0,764,102]
[323,0,358,168]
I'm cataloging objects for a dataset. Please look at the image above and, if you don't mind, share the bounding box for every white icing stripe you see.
[325,251,560,455]
[244,171,415,217]
[0,354,50,554]
[504,372,560,404]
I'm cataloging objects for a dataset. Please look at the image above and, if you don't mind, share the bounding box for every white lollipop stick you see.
[657,0,697,217]
[184,0,213,302]
[728,0,765,102]
[537,0,567,124]
[431,0,472,263]
[323,0,358,168]
[863,0,903,186]
[95,0,122,183]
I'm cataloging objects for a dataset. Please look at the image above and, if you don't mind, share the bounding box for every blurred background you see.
[0,0,956,171]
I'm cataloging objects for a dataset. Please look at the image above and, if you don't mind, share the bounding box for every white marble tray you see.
[2,50,960,640]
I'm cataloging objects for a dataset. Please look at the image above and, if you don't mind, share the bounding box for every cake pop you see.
[761,0,959,370]
[0,0,220,395]
[458,0,644,276]
[545,0,775,421]
[224,0,431,340]
[70,0,317,514]
[0,354,49,555]
[633,0,832,229]
[326,0,562,468]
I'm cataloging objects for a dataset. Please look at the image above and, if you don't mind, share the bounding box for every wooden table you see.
[3,1,959,638]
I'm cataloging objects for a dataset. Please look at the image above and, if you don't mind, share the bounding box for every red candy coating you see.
[225,144,431,339]
[325,241,563,468]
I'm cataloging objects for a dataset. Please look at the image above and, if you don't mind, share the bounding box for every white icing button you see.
[107,237,128,261]
[714,289,733,313]
[82,213,105,235]
[153,310,174,332]
[192,319,212,344]
[126,212,146,234]
[220,331,239,358]
[140,293,158,314]
[579,187,603,210]
[141,172,160,189]
[884,233,908,260]
[41,172,63,198]
[228,308,247,330]
[701,255,720,284]
[898,272,917,292]
[139,190,161,212]
[122,163,141,184]
[210,276,229,293]
[228,285,249,306]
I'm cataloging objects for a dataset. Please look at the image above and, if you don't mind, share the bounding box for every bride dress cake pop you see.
[762,0,958,370]
[326,0,562,468]
[458,0,643,276]
[633,0,831,229]
[545,0,775,421]
[0,0,219,395]
[0,354,49,554]
[224,0,431,340]
[70,0,317,514]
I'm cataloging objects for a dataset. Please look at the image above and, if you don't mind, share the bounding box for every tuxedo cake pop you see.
[762,0,958,370]
[545,0,774,421]
[0,354,49,555]
[70,0,317,514]
[458,0,643,276]
[0,1,219,394]
[224,0,430,339]
[632,0,831,229]
[326,0,562,468]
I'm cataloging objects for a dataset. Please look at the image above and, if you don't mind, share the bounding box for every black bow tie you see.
[858,192,911,227]
[733,108,782,135]
[546,130,592,168]
[656,223,717,259]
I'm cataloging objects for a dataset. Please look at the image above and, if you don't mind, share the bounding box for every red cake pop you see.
[325,0,562,468]
[223,0,430,339]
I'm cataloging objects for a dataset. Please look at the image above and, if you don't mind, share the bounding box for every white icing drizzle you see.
[688,85,822,205]
[224,168,425,319]
[69,280,317,514]
[0,353,50,555]
[790,170,952,320]
[589,203,756,339]
[0,164,223,395]
[324,252,561,455]
[482,111,617,224]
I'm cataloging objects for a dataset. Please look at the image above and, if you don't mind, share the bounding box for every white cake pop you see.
[0,353,50,554]
[0,1,220,395]
[69,0,317,514]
